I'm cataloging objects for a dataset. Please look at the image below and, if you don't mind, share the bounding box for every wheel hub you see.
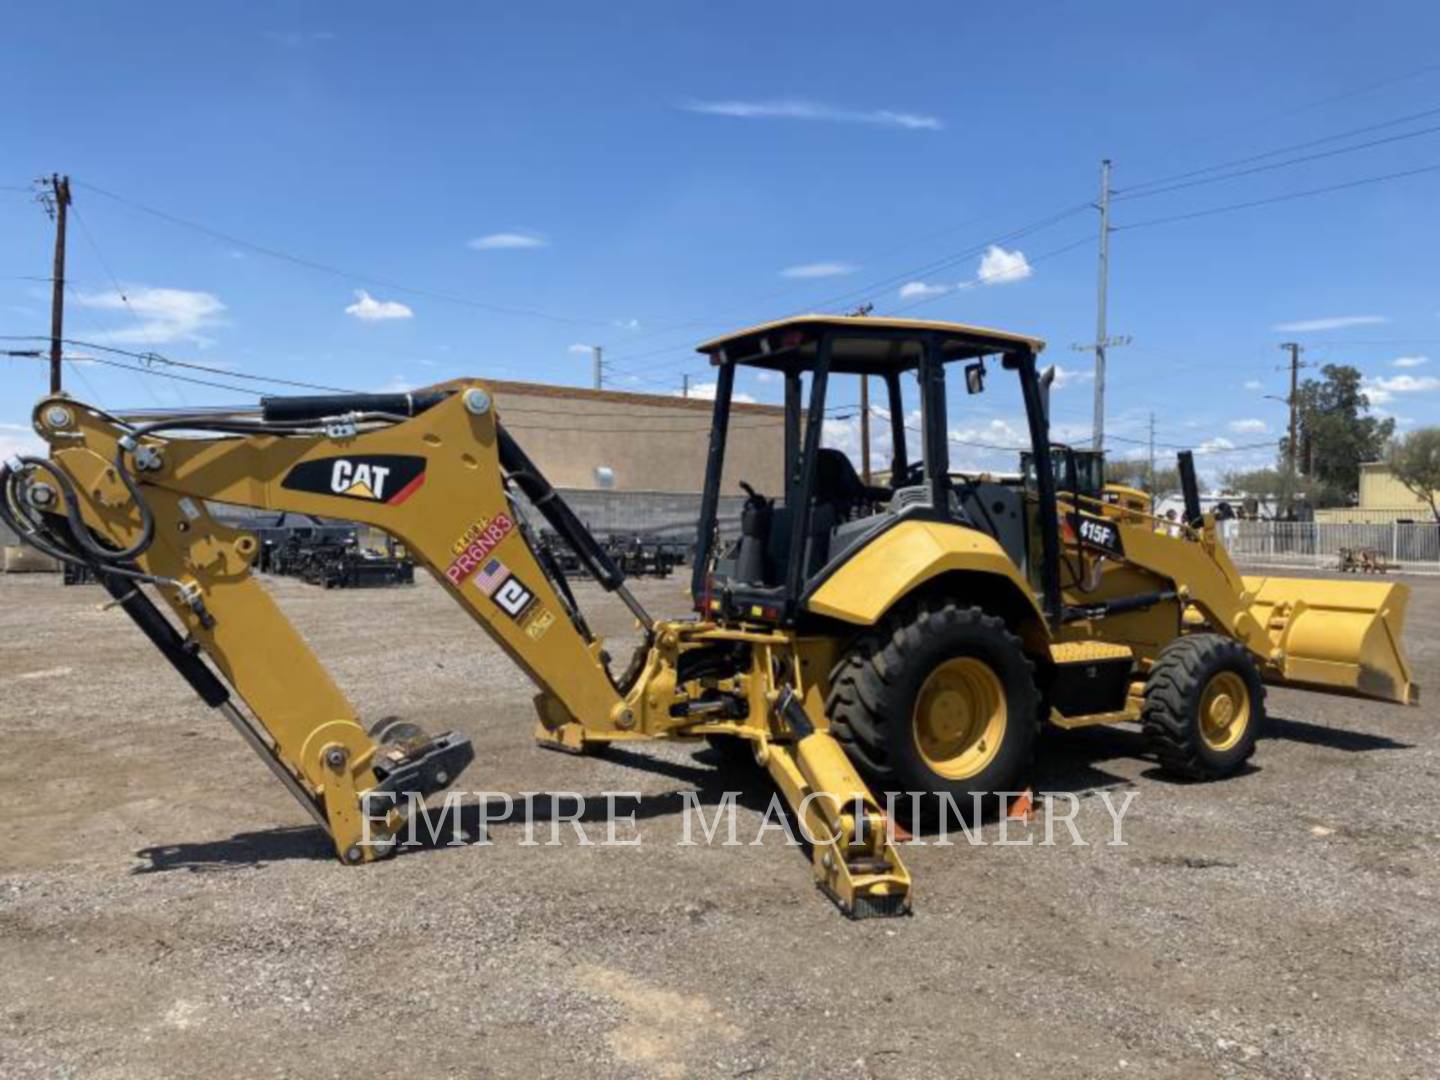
[1199,671,1250,752]
[912,657,1007,780]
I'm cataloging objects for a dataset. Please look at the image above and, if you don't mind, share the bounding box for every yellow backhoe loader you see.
[3,316,1417,917]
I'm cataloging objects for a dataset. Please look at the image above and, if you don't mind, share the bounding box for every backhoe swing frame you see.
[11,384,912,915]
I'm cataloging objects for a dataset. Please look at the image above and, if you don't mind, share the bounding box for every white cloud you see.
[373,374,416,393]
[976,245,1032,286]
[897,247,1034,302]
[568,343,595,355]
[950,417,1028,448]
[0,423,45,462]
[899,281,949,301]
[1243,379,1265,391]
[682,99,941,131]
[682,381,755,403]
[1270,315,1387,332]
[1197,436,1236,454]
[1048,364,1093,390]
[1229,418,1269,434]
[821,406,923,471]
[344,290,413,322]
[613,317,641,330]
[75,286,226,347]
[468,232,546,251]
[1393,355,1429,368]
[780,262,856,279]
[754,371,777,384]
[1364,372,1440,407]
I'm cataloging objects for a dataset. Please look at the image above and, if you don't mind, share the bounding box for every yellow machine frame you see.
[7,318,1417,919]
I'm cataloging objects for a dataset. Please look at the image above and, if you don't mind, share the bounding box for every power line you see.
[604,201,1093,374]
[2,333,791,422]
[73,180,626,330]
[1117,103,1440,196]
[1113,161,1440,233]
[3,335,359,393]
[1305,338,1440,347]
[1273,62,1440,118]
[68,202,152,335]
[1106,433,1276,454]
[887,235,1094,314]
[8,350,261,396]
[1114,121,1440,203]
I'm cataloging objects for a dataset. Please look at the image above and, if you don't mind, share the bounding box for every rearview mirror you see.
[1039,365,1056,421]
[964,361,986,395]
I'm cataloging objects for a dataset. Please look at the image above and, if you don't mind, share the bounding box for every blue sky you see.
[3,1,1438,480]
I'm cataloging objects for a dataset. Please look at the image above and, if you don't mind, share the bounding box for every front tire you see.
[1142,634,1265,780]
[828,600,1039,823]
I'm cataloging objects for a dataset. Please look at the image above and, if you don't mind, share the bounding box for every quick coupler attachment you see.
[326,729,475,865]
[370,730,475,801]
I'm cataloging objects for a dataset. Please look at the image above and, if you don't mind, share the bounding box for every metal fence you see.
[1220,520,1440,575]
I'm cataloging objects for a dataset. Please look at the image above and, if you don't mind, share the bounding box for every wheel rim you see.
[1199,670,1250,752]
[912,657,1007,780]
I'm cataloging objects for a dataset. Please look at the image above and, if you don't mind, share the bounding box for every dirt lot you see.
[0,567,1436,1079]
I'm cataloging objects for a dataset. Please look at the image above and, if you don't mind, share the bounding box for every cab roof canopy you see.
[696,315,1046,375]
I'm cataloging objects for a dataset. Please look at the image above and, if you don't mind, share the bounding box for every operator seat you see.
[812,448,872,521]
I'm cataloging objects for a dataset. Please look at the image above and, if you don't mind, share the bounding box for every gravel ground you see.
[0,568,1436,1079]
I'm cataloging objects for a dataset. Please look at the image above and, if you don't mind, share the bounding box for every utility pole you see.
[41,174,72,395]
[682,373,690,399]
[1279,342,1303,517]
[848,302,874,483]
[859,376,871,484]
[1147,412,1156,492]
[1092,159,1111,452]
[1069,161,1129,452]
[592,345,603,391]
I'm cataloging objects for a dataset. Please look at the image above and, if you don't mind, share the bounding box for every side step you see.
[1047,640,1137,725]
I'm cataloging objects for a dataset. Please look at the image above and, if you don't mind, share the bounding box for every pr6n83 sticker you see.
[445,514,515,584]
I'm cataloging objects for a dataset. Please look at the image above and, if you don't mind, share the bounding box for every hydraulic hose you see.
[0,458,178,588]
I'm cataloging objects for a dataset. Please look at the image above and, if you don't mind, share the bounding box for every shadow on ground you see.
[133,714,1411,873]
[1264,714,1414,751]
[133,745,775,874]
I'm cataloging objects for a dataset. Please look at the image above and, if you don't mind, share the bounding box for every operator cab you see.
[1022,446,1105,504]
[690,315,1061,626]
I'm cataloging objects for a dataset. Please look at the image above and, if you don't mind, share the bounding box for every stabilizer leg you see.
[764,692,911,918]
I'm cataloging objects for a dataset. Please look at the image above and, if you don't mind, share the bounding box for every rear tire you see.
[1142,634,1265,780]
[828,600,1039,824]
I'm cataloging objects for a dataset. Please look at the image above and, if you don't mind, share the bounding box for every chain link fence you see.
[1220,520,1440,575]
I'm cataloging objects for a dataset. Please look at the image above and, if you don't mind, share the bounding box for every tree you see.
[1220,467,1286,501]
[1286,364,1394,505]
[1386,428,1440,522]
[1220,467,1321,517]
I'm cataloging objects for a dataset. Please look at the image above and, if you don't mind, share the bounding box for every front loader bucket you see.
[1242,575,1418,706]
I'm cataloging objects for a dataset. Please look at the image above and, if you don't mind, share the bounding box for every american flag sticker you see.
[472,557,510,597]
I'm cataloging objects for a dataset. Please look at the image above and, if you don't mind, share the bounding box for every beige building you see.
[1315,462,1439,523]
[487,379,786,495]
